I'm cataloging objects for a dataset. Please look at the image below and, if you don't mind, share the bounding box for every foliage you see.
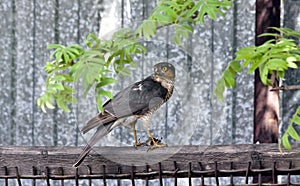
[137,0,231,45]
[37,44,83,113]
[215,27,300,150]
[280,106,300,150]
[37,0,300,151]
[38,0,232,113]
[38,31,145,113]
[215,60,242,101]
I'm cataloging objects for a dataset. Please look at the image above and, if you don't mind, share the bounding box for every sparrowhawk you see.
[73,62,175,167]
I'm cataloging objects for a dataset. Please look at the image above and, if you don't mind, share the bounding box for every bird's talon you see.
[134,142,146,148]
[146,137,167,151]
[147,143,167,151]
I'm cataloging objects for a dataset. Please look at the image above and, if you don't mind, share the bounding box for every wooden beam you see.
[0,144,300,180]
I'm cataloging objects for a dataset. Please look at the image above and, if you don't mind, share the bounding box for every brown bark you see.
[254,0,281,183]
[254,0,280,145]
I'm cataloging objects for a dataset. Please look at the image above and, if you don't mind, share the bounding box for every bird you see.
[73,62,175,167]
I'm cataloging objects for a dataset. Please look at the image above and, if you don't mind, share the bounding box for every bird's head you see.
[153,62,175,83]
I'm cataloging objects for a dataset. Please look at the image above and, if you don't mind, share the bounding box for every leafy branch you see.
[281,106,300,150]
[38,0,232,113]
[37,44,84,112]
[38,31,145,113]
[215,27,300,150]
[137,0,231,45]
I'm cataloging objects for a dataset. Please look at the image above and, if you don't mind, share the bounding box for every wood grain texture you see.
[0,144,299,180]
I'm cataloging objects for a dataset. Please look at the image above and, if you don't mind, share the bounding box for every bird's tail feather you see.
[73,122,114,167]
[73,145,92,167]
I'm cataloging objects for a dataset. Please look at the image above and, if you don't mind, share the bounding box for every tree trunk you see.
[254,0,280,183]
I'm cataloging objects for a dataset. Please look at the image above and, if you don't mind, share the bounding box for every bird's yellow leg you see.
[133,127,146,147]
[147,129,166,150]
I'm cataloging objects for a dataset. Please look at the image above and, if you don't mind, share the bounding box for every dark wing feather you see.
[81,76,167,134]
[81,111,117,134]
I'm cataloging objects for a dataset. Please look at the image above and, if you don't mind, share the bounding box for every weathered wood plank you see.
[226,0,256,144]
[0,144,299,180]
[0,0,14,146]
[54,0,81,148]
[32,0,57,146]
[282,0,300,141]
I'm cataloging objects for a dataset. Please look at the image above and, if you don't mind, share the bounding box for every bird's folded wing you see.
[81,76,168,134]
[81,112,117,134]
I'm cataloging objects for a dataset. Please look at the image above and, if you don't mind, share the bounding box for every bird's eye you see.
[162,66,168,72]
[154,67,158,72]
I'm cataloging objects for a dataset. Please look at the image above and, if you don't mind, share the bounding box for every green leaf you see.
[173,25,190,44]
[270,27,300,38]
[186,1,201,18]
[136,20,157,38]
[63,51,70,63]
[258,33,280,38]
[287,125,300,141]
[98,89,113,99]
[55,50,63,60]
[173,33,181,46]
[96,94,104,113]
[287,58,299,68]
[37,98,46,113]
[85,33,101,48]
[119,66,131,76]
[41,103,47,113]
[276,71,285,80]
[297,106,300,114]
[229,60,242,73]
[57,98,70,112]
[248,58,265,73]
[45,101,55,110]
[54,83,65,91]
[97,78,116,88]
[47,44,64,49]
[235,46,256,63]
[83,83,93,98]
[280,107,300,150]
[267,58,288,71]
[291,115,300,125]
[281,133,291,150]
[294,106,300,115]
[215,79,226,101]
[223,70,236,88]
[73,58,105,86]
[66,95,78,104]
[206,7,217,20]
[259,64,271,85]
